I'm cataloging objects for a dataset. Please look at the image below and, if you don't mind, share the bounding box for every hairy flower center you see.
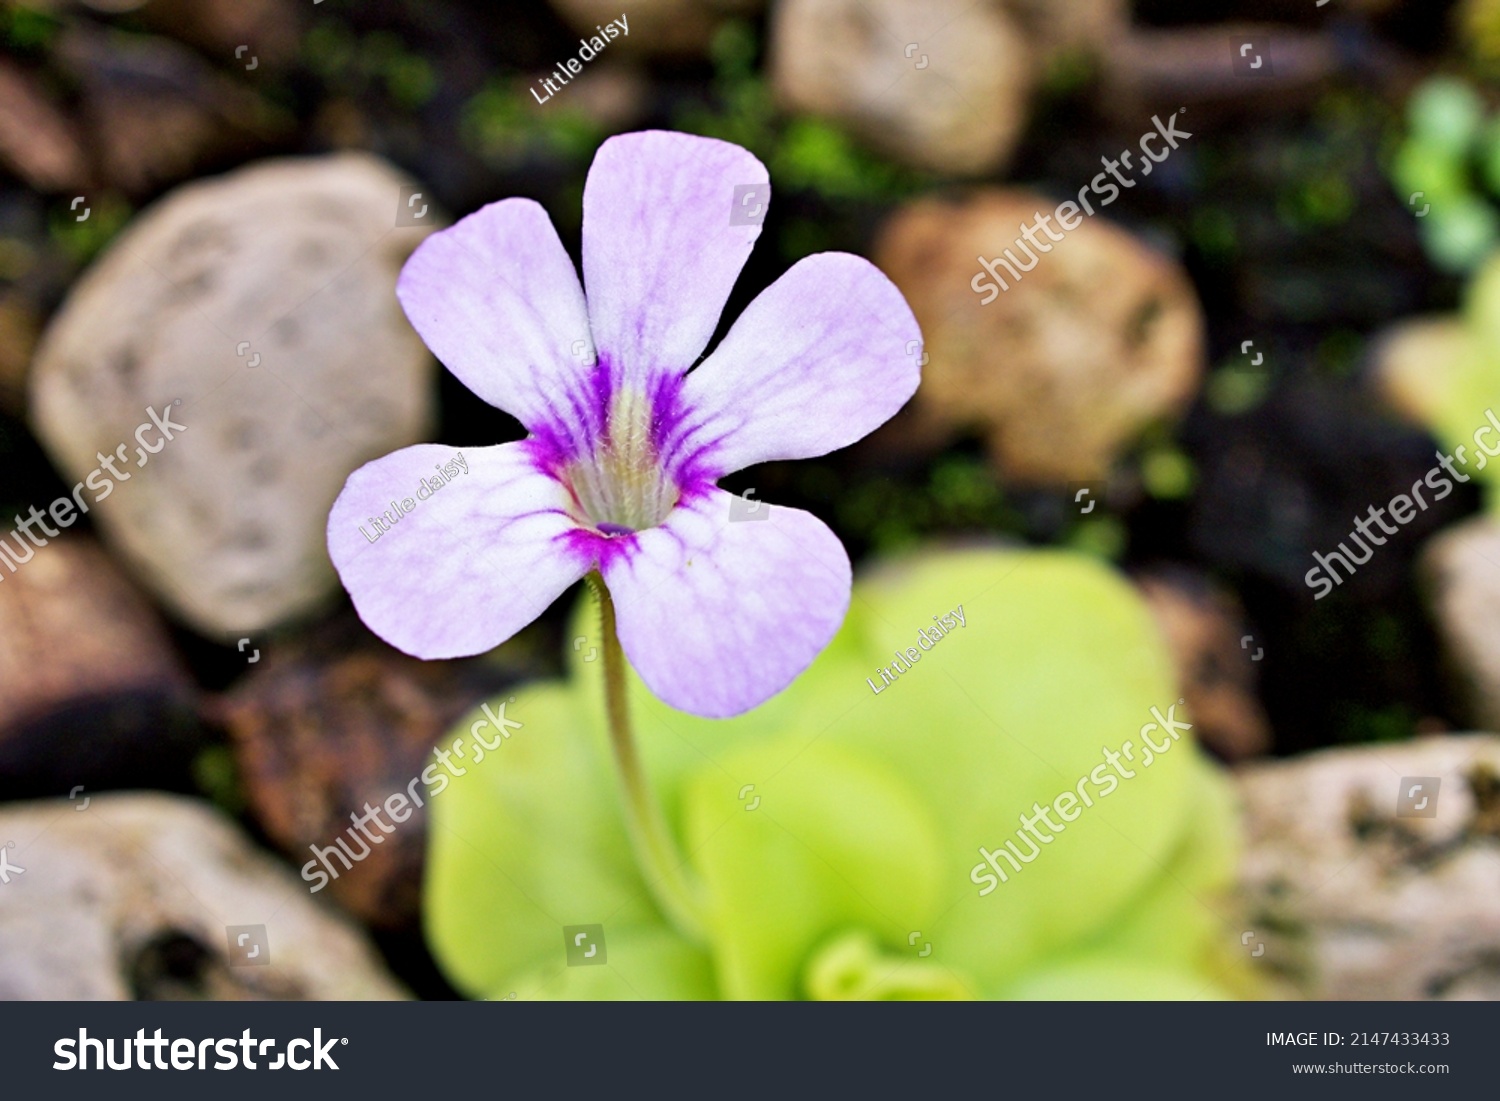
[565,386,679,533]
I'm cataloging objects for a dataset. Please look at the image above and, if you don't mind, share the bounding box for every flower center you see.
[565,385,679,534]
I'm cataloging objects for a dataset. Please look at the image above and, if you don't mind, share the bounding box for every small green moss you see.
[1,4,61,53]
[1206,360,1273,416]
[773,117,929,201]
[1066,515,1127,560]
[1389,76,1500,273]
[1478,118,1500,195]
[676,19,927,205]
[1141,447,1196,501]
[303,22,358,82]
[1315,330,1363,378]
[192,745,244,817]
[780,216,835,260]
[708,17,759,80]
[460,79,602,168]
[50,194,132,266]
[1040,49,1097,97]
[1289,172,1356,228]
[1190,207,1239,264]
[385,53,438,109]
[929,457,1003,515]
[1334,703,1416,745]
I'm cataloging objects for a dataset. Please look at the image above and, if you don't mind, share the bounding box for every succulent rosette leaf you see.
[425,549,1243,1000]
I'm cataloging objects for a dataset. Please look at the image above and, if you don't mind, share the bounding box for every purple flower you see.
[328,131,921,717]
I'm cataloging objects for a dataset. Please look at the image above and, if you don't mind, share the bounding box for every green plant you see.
[674,20,928,206]
[49,193,132,266]
[460,78,603,169]
[424,548,1245,1000]
[1391,77,1500,273]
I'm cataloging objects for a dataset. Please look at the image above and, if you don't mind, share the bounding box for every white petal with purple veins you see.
[328,443,589,659]
[396,199,598,446]
[672,252,923,477]
[602,487,852,717]
[582,131,768,382]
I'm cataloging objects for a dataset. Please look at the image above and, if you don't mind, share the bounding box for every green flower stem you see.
[590,573,708,943]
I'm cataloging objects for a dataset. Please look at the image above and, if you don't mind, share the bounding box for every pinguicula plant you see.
[425,548,1245,999]
[328,130,921,941]
[330,130,1243,999]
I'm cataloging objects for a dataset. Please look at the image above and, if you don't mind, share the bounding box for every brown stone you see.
[1368,316,1471,430]
[0,536,188,734]
[130,0,305,68]
[873,190,1205,484]
[1101,27,1342,121]
[212,639,520,930]
[55,25,290,196]
[1000,0,1126,59]
[0,293,41,417]
[1137,572,1271,761]
[0,60,91,194]
[28,153,442,635]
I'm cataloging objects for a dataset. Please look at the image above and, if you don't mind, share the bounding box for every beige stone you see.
[1421,516,1500,731]
[1237,734,1500,999]
[770,0,1034,176]
[0,793,407,999]
[874,190,1205,483]
[1001,0,1126,58]
[29,154,442,634]
[1369,316,1472,429]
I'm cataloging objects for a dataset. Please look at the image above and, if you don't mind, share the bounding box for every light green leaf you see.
[498,926,716,1001]
[424,683,662,998]
[426,548,1240,999]
[682,741,946,999]
[1408,78,1485,157]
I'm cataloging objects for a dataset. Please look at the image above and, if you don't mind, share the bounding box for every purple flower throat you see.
[526,356,713,541]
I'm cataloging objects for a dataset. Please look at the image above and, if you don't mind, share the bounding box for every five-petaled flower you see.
[328,131,921,717]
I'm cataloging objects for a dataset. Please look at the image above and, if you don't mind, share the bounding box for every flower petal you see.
[396,199,597,440]
[328,442,589,659]
[602,488,851,717]
[582,131,768,381]
[672,252,922,477]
